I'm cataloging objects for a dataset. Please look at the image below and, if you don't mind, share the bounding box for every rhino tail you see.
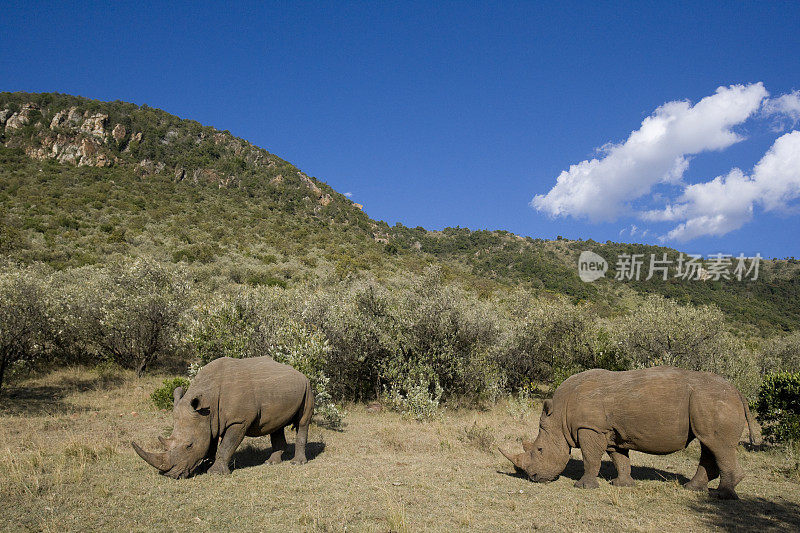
[738,390,762,446]
[292,378,315,430]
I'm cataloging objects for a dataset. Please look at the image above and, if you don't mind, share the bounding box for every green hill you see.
[2,91,799,331]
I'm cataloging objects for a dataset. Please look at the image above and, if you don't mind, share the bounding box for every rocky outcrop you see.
[1,98,300,191]
[22,132,118,167]
[299,172,322,196]
[298,172,335,206]
[138,159,165,175]
[191,168,237,188]
[4,103,39,132]
[80,113,108,138]
[49,107,82,130]
[112,124,126,141]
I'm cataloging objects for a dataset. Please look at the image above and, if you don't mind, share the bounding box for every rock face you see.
[112,124,126,141]
[0,97,325,191]
[4,103,39,132]
[298,172,335,206]
[80,113,108,137]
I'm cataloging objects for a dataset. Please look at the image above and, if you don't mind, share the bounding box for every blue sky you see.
[2,1,799,257]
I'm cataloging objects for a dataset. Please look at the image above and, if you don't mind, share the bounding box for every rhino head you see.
[499,399,570,482]
[132,386,214,479]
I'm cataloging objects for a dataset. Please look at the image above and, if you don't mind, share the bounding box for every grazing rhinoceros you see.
[500,367,760,499]
[132,356,314,478]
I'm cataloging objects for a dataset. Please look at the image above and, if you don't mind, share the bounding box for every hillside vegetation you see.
[1,92,799,407]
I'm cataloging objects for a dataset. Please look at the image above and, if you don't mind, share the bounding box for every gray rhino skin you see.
[133,356,314,478]
[500,366,760,500]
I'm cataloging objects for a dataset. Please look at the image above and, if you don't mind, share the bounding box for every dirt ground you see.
[1,368,799,532]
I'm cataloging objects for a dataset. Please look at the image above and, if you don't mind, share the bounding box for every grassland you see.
[1,369,798,532]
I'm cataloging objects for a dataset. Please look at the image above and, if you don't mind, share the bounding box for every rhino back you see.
[219,357,309,436]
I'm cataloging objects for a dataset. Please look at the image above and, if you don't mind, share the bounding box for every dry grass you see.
[1,368,799,532]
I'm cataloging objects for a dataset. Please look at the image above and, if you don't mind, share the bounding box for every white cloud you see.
[655,131,800,241]
[344,192,353,198]
[764,90,800,125]
[531,83,768,222]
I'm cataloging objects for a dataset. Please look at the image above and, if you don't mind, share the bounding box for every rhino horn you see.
[499,446,523,469]
[522,440,535,452]
[158,435,170,448]
[132,441,170,471]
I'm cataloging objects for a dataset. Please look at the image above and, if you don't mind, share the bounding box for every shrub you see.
[385,374,443,421]
[151,377,191,410]
[268,321,345,429]
[611,295,727,370]
[499,294,593,389]
[388,267,500,401]
[757,372,800,443]
[302,280,397,401]
[0,267,50,394]
[59,260,190,376]
[505,383,539,420]
[187,300,255,365]
[187,291,345,428]
[610,295,761,397]
[759,332,800,375]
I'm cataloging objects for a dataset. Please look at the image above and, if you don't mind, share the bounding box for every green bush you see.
[498,294,593,389]
[151,377,191,410]
[757,372,800,443]
[268,320,345,429]
[385,372,443,421]
[187,290,344,428]
[72,260,189,376]
[0,267,50,394]
[188,300,256,365]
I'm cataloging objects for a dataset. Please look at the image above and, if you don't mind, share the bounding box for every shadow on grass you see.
[231,441,326,470]
[562,458,691,484]
[689,495,800,531]
[0,373,126,416]
[497,458,690,484]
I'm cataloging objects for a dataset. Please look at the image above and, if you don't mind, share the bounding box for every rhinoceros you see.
[500,367,760,499]
[132,356,314,478]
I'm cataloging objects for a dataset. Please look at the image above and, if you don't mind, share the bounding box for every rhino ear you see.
[542,399,553,416]
[190,394,211,416]
[173,387,185,408]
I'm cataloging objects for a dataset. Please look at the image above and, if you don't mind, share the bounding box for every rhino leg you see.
[208,422,248,475]
[685,443,719,491]
[707,444,743,500]
[574,428,603,489]
[267,428,287,465]
[291,423,308,465]
[609,448,635,487]
[688,396,744,499]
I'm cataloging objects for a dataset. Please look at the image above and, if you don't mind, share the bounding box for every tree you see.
[76,260,189,377]
[0,269,49,394]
